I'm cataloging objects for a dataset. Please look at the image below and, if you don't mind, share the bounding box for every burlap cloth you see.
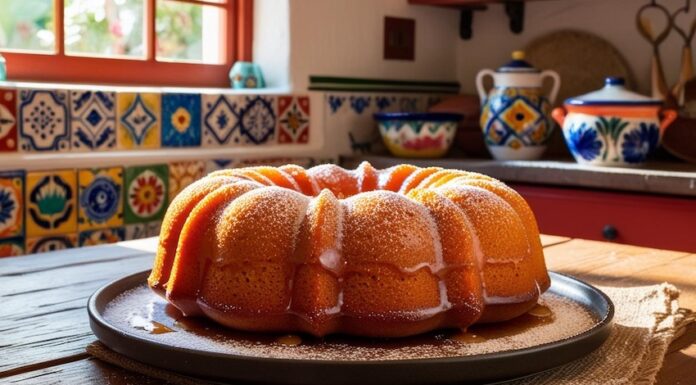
[87,283,695,385]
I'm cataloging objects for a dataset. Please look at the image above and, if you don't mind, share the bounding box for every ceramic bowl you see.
[552,78,677,167]
[373,112,461,158]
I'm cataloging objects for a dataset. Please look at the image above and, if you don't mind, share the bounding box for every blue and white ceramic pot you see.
[477,51,561,160]
[552,77,678,167]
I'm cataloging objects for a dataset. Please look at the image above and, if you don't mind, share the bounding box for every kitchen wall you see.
[256,0,460,90]
[456,0,687,95]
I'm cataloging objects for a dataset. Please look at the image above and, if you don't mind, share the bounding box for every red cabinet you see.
[511,184,696,253]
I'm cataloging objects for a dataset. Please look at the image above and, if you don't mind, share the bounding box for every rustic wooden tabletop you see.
[1,235,695,384]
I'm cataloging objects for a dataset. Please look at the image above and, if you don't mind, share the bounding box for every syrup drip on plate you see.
[276,335,303,346]
[450,302,555,343]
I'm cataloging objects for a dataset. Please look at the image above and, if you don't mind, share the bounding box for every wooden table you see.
[1,236,695,384]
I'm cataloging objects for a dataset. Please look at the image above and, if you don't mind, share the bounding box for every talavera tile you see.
[0,237,24,257]
[0,170,24,239]
[124,165,168,224]
[26,233,77,254]
[161,93,201,148]
[19,89,70,152]
[277,96,310,144]
[78,167,123,231]
[202,94,244,147]
[79,227,124,247]
[117,93,161,149]
[25,169,78,237]
[168,161,205,201]
[0,88,18,152]
[70,90,117,151]
[240,95,276,145]
[204,159,237,174]
[124,221,161,240]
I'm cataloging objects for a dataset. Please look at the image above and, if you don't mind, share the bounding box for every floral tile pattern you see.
[117,93,161,149]
[71,91,117,151]
[0,237,24,257]
[202,94,243,147]
[0,89,18,152]
[79,227,124,247]
[124,164,168,224]
[278,96,310,144]
[19,89,70,152]
[240,96,276,145]
[161,93,201,148]
[78,167,123,231]
[26,234,77,254]
[169,161,205,201]
[0,170,24,239]
[25,170,77,237]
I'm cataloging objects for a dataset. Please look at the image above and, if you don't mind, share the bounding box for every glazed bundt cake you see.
[148,162,550,338]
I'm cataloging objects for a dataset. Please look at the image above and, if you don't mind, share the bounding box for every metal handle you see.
[602,225,618,241]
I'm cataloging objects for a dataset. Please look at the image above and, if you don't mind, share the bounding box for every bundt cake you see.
[148,162,550,338]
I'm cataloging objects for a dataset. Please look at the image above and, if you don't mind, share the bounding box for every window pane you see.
[0,0,55,52]
[156,0,223,64]
[65,0,144,58]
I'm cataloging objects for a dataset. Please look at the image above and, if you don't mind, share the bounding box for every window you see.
[0,0,253,87]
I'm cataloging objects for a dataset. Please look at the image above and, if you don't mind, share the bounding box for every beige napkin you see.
[87,283,694,385]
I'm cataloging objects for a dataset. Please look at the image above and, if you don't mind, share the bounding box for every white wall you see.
[286,0,459,91]
[253,0,291,90]
[456,0,686,95]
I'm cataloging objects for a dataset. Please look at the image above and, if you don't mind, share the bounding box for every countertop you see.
[0,236,695,384]
[342,156,696,197]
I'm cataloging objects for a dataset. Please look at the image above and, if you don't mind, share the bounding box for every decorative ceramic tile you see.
[0,170,24,239]
[205,159,237,174]
[70,90,117,151]
[169,161,205,201]
[124,165,168,224]
[124,223,145,240]
[25,170,78,237]
[161,93,202,148]
[79,227,124,247]
[240,96,276,145]
[202,94,243,147]
[0,88,18,152]
[239,157,313,168]
[325,92,438,156]
[124,221,161,240]
[117,93,161,149]
[78,167,123,231]
[0,237,24,257]
[278,96,310,144]
[26,234,77,254]
[19,89,70,152]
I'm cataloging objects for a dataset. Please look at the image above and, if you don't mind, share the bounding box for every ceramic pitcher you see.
[477,51,560,160]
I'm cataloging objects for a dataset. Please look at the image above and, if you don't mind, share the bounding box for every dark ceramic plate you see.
[88,271,613,385]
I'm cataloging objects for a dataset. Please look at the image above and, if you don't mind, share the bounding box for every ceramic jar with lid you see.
[552,77,678,166]
[477,51,561,160]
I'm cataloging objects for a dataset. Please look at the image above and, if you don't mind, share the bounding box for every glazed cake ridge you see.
[148,161,550,337]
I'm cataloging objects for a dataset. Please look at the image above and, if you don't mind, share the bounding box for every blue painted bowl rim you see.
[373,112,463,122]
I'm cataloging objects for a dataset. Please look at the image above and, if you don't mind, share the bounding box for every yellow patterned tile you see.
[26,233,77,254]
[25,170,78,237]
[117,93,161,149]
[168,161,205,201]
[78,167,124,231]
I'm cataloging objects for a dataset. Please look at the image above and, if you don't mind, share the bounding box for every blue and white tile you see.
[239,95,276,145]
[205,159,238,174]
[161,93,201,148]
[19,89,70,152]
[70,91,117,151]
[201,94,244,147]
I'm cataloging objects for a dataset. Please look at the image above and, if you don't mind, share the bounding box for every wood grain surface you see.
[1,236,694,384]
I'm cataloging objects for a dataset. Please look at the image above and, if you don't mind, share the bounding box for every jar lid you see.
[497,51,540,73]
[565,77,662,106]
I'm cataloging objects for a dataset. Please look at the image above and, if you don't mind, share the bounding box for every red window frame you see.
[1,0,253,87]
